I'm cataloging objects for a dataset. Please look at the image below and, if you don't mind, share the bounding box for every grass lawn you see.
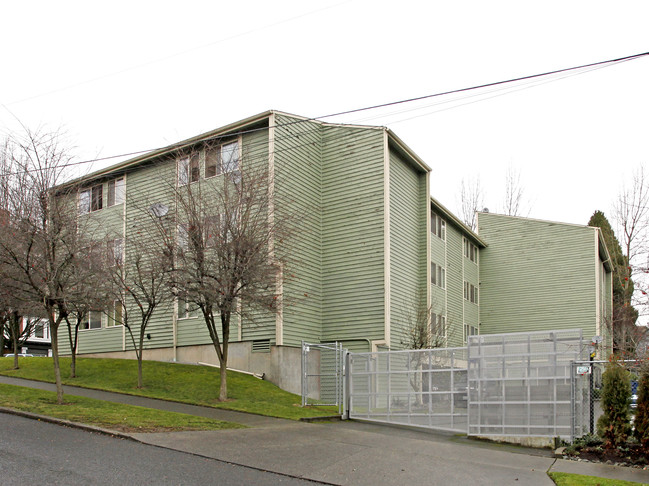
[548,472,648,486]
[0,383,243,432]
[0,356,337,420]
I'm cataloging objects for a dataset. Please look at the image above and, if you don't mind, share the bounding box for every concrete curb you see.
[299,415,342,423]
[0,406,135,441]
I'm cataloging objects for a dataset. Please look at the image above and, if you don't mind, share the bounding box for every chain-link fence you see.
[572,359,642,440]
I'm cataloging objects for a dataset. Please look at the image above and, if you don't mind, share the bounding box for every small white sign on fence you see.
[577,365,591,375]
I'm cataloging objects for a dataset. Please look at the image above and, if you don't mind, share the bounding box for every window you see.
[178,298,199,319]
[178,153,200,185]
[79,184,103,214]
[108,238,124,265]
[431,313,446,329]
[431,212,446,241]
[464,324,478,343]
[464,281,479,304]
[205,141,240,178]
[464,238,478,263]
[80,310,102,330]
[107,178,125,206]
[431,262,446,289]
[177,223,189,250]
[204,214,221,247]
[79,189,90,214]
[107,301,123,327]
[91,184,103,211]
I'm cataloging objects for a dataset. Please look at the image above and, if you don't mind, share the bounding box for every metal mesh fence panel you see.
[467,329,585,440]
[301,341,345,414]
[348,347,469,433]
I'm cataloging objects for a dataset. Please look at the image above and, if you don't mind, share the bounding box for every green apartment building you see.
[60,111,612,393]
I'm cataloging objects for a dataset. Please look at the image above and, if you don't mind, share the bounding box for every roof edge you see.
[432,196,487,247]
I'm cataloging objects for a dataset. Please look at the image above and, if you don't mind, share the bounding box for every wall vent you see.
[252,339,271,353]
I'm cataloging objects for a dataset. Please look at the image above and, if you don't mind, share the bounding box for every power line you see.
[3,50,648,178]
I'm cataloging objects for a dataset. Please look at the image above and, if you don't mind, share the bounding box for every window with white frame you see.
[431,313,447,333]
[463,323,478,343]
[464,238,478,263]
[107,178,125,207]
[178,153,200,185]
[79,184,103,214]
[178,298,200,319]
[177,223,189,250]
[107,301,123,327]
[80,310,102,330]
[79,189,90,214]
[431,212,446,241]
[463,281,479,304]
[204,214,221,248]
[205,141,240,178]
[108,238,124,265]
[32,319,49,340]
[431,262,446,289]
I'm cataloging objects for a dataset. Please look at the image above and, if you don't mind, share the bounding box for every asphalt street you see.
[2,376,649,485]
[0,413,326,486]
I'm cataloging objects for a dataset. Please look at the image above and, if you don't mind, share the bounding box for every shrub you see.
[634,369,649,450]
[596,361,632,447]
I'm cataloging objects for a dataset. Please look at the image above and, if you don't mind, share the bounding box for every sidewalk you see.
[2,376,649,485]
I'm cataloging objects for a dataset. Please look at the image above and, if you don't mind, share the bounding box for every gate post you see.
[342,349,350,420]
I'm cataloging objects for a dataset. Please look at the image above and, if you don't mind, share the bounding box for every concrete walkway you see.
[2,376,648,485]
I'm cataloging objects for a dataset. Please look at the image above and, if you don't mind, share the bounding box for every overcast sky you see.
[1,0,648,230]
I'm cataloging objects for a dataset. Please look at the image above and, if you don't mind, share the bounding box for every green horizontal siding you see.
[444,219,466,347]
[478,213,598,337]
[389,149,427,349]
[321,125,385,343]
[274,114,322,346]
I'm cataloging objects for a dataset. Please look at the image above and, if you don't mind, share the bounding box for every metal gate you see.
[301,341,345,414]
[346,347,469,433]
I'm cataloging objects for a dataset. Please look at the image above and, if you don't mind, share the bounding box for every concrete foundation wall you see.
[79,342,306,395]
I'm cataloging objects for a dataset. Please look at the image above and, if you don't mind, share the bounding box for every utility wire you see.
[3,50,648,177]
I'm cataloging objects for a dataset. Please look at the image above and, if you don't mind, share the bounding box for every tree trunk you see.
[70,352,76,378]
[12,335,18,370]
[218,311,230,401]
[0,322,5,357]
[50,324,64,405]
[219,359,228,401]
[137,334,144,389]
[66,318,77,378]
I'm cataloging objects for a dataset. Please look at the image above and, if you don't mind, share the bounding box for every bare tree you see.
[400,298,455,406]
[165,147,292,401]
[613,166,649,354]
[104,223,173,389]
[5,314,39,368]
[459,176,484,231]
[502,165,528,216]
[0,128,93,404]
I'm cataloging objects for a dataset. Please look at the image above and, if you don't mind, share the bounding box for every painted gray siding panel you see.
[478,213,598,337]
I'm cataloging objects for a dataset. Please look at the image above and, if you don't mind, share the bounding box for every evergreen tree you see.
[597,361,632,447]
[588,210,639,354]
[634,370,649,451]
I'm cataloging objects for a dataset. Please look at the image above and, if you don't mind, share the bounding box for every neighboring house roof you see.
[59,110,431,189]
